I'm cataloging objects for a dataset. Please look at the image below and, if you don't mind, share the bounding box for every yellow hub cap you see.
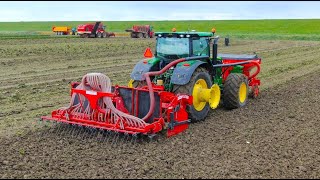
[192,79,221,111]
[239,82,247,103]
[192,79,208,111]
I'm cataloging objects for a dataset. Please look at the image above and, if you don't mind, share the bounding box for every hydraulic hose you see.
[142,58,186,121]
[142,56,209,121]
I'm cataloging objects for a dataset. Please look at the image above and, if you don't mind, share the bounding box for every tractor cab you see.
[154,31,214,64]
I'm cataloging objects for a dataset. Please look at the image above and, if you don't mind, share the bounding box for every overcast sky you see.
[0,1,319,21]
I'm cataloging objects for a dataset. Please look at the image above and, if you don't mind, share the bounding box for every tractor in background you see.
[126,25,154,38]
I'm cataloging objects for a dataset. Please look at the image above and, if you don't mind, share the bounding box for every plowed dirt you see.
[0,38,319,178]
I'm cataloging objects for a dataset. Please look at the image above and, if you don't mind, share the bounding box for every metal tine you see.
[87,127,96,140]
[111,132,120,147]
[64,124,73,136]
[89,127,97,140]
[62,123,73,137]
[103,130,112,143]
[74,125,85,139]
[120,132,130,146]
[59,123,69,136]
[131,133,138,146]
[42,121,53,136]
[80,126,89,140]
[80,126,88,140]
[69,124,76,137]
[96,128,104,142]
[85,127,93,139]
[116,133,125,148]
[71,124,80,138]
[70,124,77,138]
[105,130,114,144]
[54,122,63,135]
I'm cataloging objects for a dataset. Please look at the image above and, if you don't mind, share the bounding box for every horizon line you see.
[1,18,320,23]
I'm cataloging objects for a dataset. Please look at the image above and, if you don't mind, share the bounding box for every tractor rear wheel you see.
[173,67,212,122]
[102,32,107,38]
[131,33,135,38]
[137,33,143,38]
[143,33,147,38]
[223,73,249,109]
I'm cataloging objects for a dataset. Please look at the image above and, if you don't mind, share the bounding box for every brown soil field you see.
[0,37,320,178]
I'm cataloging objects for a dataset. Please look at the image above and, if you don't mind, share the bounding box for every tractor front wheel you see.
[173,67,212,122]
[223,73,249,109]
[128,79,147,88]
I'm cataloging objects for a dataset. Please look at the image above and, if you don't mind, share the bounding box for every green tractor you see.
[129,29,261,122]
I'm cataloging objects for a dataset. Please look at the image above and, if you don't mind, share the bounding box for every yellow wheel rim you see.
[128,79,134,88]
[239,82,247,103]
[192,79,208,111]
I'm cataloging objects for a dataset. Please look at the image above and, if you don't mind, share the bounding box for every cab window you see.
[192,37,209,56]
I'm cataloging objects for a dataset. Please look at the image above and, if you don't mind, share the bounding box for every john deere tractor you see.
[129,29,261,122]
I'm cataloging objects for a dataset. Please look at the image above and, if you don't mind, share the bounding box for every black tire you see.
[143,33,147,38]
[137,33,143,38]
[172,67,212,122]
[97,32,102,38]
[223,73,249,109]
[131,33,135,38]
[131,80,147,88]
[102,32,107,38]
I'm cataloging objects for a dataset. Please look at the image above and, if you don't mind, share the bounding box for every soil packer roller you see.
[41,28,261,138]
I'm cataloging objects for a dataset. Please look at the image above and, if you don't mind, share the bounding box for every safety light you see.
[212,28,216,33]
[172,28,176,32]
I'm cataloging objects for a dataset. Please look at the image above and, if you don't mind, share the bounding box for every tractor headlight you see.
[158,34,162,37]
[180,34,184,38]
[186,34,190,38]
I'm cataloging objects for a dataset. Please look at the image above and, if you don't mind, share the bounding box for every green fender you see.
[170,60,207,85]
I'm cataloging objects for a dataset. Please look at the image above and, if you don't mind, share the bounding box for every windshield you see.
[156,37,189,58]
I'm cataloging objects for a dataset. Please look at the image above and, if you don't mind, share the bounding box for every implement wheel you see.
[97,32,102,38]
[128,79,147,88]
[223,73,249,109]
[173,67,212,122]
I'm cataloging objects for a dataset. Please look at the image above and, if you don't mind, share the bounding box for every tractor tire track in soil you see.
[0,69,319,179]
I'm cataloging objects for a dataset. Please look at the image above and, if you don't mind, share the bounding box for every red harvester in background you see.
[77,21,115,38]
